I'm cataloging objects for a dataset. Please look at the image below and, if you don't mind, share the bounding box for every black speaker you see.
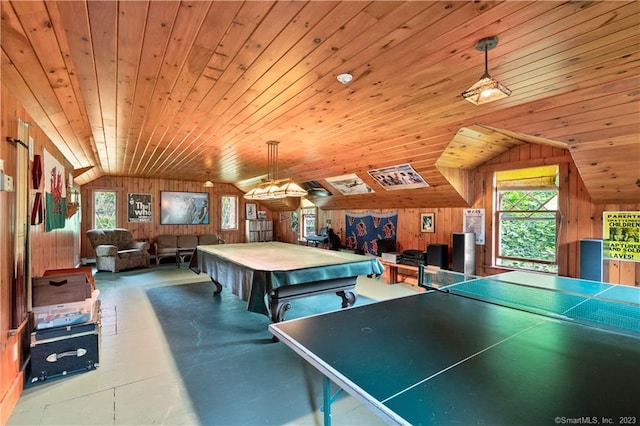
[452,232,476,275]
[376,239,397,255]
[427,244,449,269]
[579,239,603,281]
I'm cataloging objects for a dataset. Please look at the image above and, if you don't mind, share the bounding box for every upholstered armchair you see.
[86,228,149,273]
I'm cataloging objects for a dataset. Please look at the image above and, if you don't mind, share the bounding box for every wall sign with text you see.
[603,211,639,262]
[128,193,152,223]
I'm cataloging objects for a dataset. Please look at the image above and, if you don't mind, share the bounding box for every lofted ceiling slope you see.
[1,1,638,210]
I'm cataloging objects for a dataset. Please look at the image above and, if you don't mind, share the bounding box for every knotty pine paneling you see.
[1,85,77,424]
[304,144,639,286]
[0,82,22,426]
[4,1,639,207]
[79,177,258,260]
[29,120,78,275]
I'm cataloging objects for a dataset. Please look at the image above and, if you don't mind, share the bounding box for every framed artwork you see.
[463,208,485,245]
[246,203,257,220]
[421,213,435,233]
[128,193,152,223]
[257,211,267,220]
[160,191,209,225]
[325,173,374,195]
[368,163,429,191]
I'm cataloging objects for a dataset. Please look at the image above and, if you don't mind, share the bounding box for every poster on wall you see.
[325,173,374,195]
[463,208,485,245]
[128,193,152,223]
[43,148,66,232]
[368,163,429,190]
[160,191,209,225]
[603,211,640,262]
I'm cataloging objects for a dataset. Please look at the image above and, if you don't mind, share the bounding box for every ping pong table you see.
[269,270,640,425]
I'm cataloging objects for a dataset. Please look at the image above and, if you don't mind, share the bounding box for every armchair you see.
[86,228,149,273]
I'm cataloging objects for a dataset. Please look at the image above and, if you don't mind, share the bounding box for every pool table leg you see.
[210,278,223,295]
[269,300,292,324]
[337,290,357,308]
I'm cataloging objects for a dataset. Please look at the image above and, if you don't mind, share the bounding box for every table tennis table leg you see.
[322,376,343,426]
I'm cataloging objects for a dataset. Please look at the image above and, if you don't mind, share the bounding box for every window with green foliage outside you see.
[495,165,559,273]
[94,191,116,229]
[221,196,238,230]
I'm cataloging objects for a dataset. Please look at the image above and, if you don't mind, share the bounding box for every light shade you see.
[244,178,307,200]
[204,172,214,187]
[271,179,308,198]
[461,74,512,105]
[244,141,307,200]
[462,36,511,105]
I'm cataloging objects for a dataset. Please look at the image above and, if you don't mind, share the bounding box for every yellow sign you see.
[603,211,640,262]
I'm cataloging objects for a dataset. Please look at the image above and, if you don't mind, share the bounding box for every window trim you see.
[493,167,559,273]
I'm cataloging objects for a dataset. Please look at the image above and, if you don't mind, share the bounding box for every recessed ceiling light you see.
[337,73,353,84]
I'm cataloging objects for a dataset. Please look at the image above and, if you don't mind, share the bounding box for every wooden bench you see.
[380,261,421,284]
[380,261,442,286]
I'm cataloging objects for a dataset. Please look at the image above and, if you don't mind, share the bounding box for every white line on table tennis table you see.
[382,279,638,405]
[380,317,543,404]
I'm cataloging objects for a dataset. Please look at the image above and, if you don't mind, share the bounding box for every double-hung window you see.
[301,208,316,240]
[494,165,559,273]
[93,191,117,229]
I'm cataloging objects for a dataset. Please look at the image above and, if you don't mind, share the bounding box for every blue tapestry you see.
[344,212,397,255]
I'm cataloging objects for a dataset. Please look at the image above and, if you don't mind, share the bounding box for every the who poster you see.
[603,211,640,262]
[128,193,152,223]
[463,208,485,245]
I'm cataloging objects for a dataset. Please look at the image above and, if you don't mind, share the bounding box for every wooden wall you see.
[275,144,640,287]
[79,178,262,261]
[0,81,21,426]
[1,85,77,424]
[2,81,639,423]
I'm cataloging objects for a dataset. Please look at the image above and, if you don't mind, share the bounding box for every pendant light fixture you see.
[244,141,307,200]
[203,172,214,188]
[462,36,512,105]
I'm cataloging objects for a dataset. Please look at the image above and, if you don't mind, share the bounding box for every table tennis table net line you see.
[423,272,640,334]
[444,277,638,308]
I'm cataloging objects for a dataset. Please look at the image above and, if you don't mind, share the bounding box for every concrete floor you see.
[8,263,418,425]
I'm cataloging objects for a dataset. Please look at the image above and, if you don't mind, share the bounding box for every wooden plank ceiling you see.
[1,1,639,210]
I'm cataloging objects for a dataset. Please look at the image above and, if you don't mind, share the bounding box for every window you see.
[221,196,238,230]
[300,208,317,240]
[494,165,559,273]
[93,191,117,229]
